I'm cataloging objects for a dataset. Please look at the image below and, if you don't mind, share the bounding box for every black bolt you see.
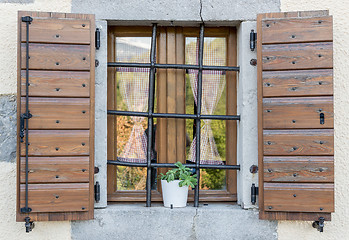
[266,24,270,27]
[318,20,323,24]
[82,84,86,87]
[267,109,271,113]
[293,173,297,177]
[56,34,60,38]
[82,143,85,146]
[268,206,273,209]
[319,81,323,85]
[82,169,86,172]
[319,141,324,144]
[82,207,85,210]
[291,87,297,91]
[292,147,297,151]
[319,168,324,172]
[293,194,297,197]
[82,110,86,114]
[292,120,296,123]
[266,83,271,87]
[319,109,323,112]
[56,62,59,65]
[82,24,86,27]
[268,169,272,173]
[292,61,296,64]
[318,54,322,57]
[56,120,60,124]
[55,147,59,151]
[56,88,60,91]
[320,207,323,211]
[55,195,59,199]
[56,175,59,178]
[83,57,86,61]
[291,35,296,38]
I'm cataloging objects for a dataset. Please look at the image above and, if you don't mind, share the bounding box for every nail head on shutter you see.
[56,175,59,178]
[292,61,296,64]
[293,194,297,197]
[82,143,85,146]
[56,62,59,66]
[82,24,86,27]
[82,207,85,210]
[82,110,86,114]
[83,57,86,61]
[55,147,59,151]
[319,168,324,172]
[56,120,60,124]
[291,35,296,38]
[293,173,297,177]
[56,88,60,91]
[320,207,323,211]
[292,120,296,123]
[55,34,60,38]
[268,206,273,209]
[268,168,272,173]
[82,84,86,87]
[55,195,59,199]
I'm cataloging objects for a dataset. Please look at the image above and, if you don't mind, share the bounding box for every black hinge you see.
[95,181,100,203]
[95,28,100,50]
[21,16,33,23]
[20,112,32,142]
[251,183,259,205]
[250,30,257,51]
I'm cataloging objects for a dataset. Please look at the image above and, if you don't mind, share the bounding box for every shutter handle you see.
[320,113,325,125]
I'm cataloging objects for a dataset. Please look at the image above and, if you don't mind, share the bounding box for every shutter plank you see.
[21,97,90,129]
[20,157,89,183]
[264,183,334,212]
[21,18,90,44]
[263,129,333,156]
[263,97,333,129]
[262,42,332,70]
[21,70,90,97]
[262,69,333,97]
[21,43,90,70]
[20,183,89,212]
[264,156,334,182]
[262,17,333,44]
[20,130,89,156]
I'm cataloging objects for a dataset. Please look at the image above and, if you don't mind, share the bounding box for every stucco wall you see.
[0,1,72,240]
[277,1,348,239]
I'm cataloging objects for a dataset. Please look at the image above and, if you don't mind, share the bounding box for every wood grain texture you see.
[21,18,90,44]
[264,156,334,182]
[20,130,89,156]
[20,183,89,212]
[262,69,333,97]
[263,97,333,129]
[20,157,89,183]
[262,42,332,70]
[262,16,333,44]
[263,129,333,156]
[21,70,90,97]
[264,183,334,212]
[21,43,90,70]
[21,97,90,129]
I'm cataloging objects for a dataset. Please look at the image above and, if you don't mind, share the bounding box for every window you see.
[107,25,239,205]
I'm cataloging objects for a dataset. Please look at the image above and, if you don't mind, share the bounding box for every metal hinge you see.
[251,183,259,205]
[95,28,100,50]
[21,16,33,23]
[313,217,325,232]
[94,181,100,203]
[250,30,257,51]
[20,112,32,142]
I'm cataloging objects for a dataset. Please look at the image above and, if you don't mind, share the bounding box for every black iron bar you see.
[145,24,157,207]
[194,24,205,207]
[107,160,240,170]
[107,110,240,120]
[21,16,32,215]
[107,62,239,72]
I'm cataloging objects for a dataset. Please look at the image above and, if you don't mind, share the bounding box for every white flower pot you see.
[161,179,189,208]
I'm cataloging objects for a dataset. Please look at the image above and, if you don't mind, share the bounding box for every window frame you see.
[107,25,239,204]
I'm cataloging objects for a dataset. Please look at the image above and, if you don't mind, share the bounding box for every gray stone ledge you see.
[72,203,277,240]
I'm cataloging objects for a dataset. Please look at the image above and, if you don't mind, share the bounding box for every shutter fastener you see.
[250,30,257,51]
[251,183,259,205]
[95,181,100,203]
[313,217,325,232]
[24,217,34,233]
[95,28,101,50]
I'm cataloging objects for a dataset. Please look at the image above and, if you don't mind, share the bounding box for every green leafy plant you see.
[160,162,198,188]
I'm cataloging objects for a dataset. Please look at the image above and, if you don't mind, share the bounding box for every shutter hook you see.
[312,217,325,232]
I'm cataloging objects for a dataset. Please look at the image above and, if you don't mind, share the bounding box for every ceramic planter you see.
[161,179,189,208]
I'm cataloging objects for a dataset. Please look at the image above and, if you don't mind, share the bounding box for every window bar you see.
[146,23,157,207]
[108,62,239,72]
[194,24,205,207]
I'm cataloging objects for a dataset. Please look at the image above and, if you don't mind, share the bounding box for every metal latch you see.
[95,28,100,50]
[20,112,32,142]
[251,183,259,205]
[24,217,34,233]
[250,30,257,51]
[320,113,325,125]
[95,181,100,203]
[313,217,325,232]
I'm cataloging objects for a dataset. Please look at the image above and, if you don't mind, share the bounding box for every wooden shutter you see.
[17,11,95,221]
[257,10,334,221]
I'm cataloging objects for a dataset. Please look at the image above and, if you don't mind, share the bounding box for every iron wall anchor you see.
[24,217,34,233]
[312,217,325,232]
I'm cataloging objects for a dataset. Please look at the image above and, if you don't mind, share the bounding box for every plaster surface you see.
[71,203,277,240]
[277,1,349,240]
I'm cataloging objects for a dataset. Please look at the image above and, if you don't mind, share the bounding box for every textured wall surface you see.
[277,1,348,240]
[0,0,72,239]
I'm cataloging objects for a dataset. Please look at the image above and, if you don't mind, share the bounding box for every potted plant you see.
[160,162,198,208]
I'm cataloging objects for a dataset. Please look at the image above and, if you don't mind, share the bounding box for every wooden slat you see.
[21,97,90,129]
[263,97,333,129]
[21,18,90,44]
[262,42,332,70]
[262,16,333,44]
[21,70,90,97]
[21,43,90,70]
[20,183,89,212]
[21,130,89,156]
[264,183,334,212]
[20,157,89,183]
[263,69,333,97]
[264,156,334,182]
[263,129,333,156]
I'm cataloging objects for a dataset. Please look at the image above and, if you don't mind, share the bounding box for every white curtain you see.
[187,38,226,165]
